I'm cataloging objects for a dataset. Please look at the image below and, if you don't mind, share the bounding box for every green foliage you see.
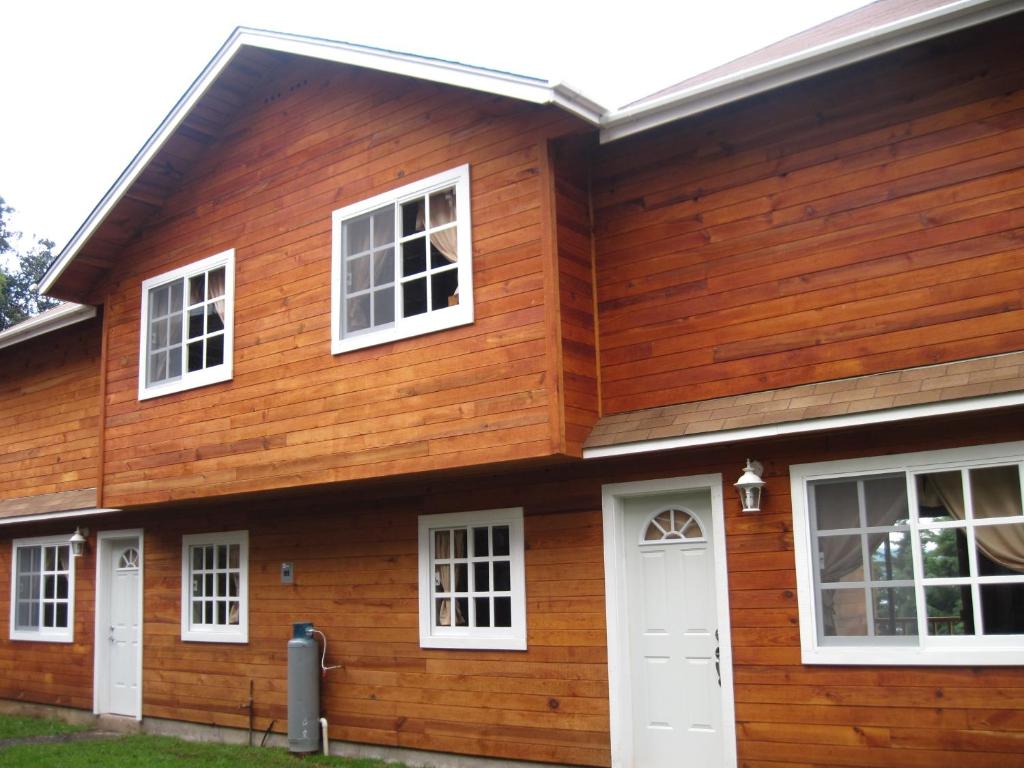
[0,195,61,331]
[0,714,86,740]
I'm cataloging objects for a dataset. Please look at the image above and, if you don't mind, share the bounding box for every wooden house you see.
[3,1,1024,765]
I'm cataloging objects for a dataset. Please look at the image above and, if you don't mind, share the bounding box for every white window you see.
[418,508,526,650]
[791,441,1024,665]
[180,531,248,643]
[138,250,235,400]
[9,536,75,643]
[331,165,473,354]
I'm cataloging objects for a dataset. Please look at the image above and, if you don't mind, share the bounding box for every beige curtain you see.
[208,268,226,323]
[429,192,457,263]
[921,473,1024,573]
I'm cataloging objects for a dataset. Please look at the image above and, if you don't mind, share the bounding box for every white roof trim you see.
[582,391,1024,459]
[0,507,120,527]
[0,302,96,350]
[39,27,604,296]
[599,0,1024,143]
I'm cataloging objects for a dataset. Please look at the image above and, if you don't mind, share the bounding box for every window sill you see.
[802,642,1024,666]
[9,631,74,643]
[332,307,472,355]
[181,630,248,644]
[138,366,232,401]
[420,634,527,651]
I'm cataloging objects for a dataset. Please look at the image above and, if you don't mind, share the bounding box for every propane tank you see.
[287,622,320,753]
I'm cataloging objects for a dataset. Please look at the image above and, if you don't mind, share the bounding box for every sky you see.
[1,0,871,256]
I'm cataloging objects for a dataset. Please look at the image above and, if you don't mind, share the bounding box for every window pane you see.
[205,574,214,595]
[864,475,908,527]
[401,199,424,237]
[454,563,467,592]
[152,284,170,317]
[192,601,202,625]
[151,318,168,348]
[206,334,224,367]
[434,564,450,593]
[207,267,225,299]
[917,471,962,523]
[453,529,467,558]
[405,278,430,319]
[43,575,55,600]
[56,575,69,600]
[970,465,1023,519]
[434,530,450,559]
[44,546,55,571]
[494,597,511,628]
[149,351,167,384]
[216,545,227,569]
[217,602,227,625]
[217,572,227,597]
[474,597,490,627]
[925,585,974,635]
[372,208,394,248]
[454,597,468,626]
[813,480,860,530]
[871,587,918,636]
[188,306,204,339]
[207,304,224,334]
[494,561,511,592]
[16,601,32,629]
[429,189,455,226]
[168,347,183,379]
[431,269,458,310]
[976,522,1024,576]
[869,531,914,581]
[204,546,214,569]
[345,216,371,255]
[492,526,510,556]
[228,601,240,625]
[347,254,370,293]
[980,583,1024,634]
[187,341,203,372]
[189,274,205,305]
[473,562,489,591]
[436,598,450,627]
[821,587,868,636]
[346,293,370,333]
[169,316,182,345]
[473,527,489,557]
[374,287,394,326]
[229,574,239,598]
[43,603,54,628]
[192,547,203,570]
[192,575,202,597]
[818,535,863,583]
[920,527,968,579]
[55,603,68,629]
[402,237,426,277]
[373,248,394,286]
[170,280,184,312]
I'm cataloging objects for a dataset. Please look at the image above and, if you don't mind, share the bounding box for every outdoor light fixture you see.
[69,527,88,558]
[734,460,766,513]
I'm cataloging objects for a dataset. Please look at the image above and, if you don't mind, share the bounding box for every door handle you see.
[714,629,721,688]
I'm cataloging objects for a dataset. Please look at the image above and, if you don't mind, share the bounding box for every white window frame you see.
[791,440,1024,665]
[180,531,249,644]
[137,249,235,400]
[417,507,526,650]
[331,165,474,355]
[9,535,75,643]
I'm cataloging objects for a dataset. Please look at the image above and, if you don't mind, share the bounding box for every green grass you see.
[0,713,87,740]
[0,729,407,767]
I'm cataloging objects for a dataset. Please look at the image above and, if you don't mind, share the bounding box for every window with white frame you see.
[9,536,74,642]
[331,165,473,354]
[418,508,526,650]
[791,442,1024,665]
[138,250,234,399]
[181,531,248,643]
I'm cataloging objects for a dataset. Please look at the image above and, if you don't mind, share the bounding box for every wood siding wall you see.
[98,58,584,508]
[592,18,1024,414]
[550,136,600,455]
[0,319,101,502]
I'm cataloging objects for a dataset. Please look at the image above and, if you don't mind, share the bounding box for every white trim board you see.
[0,303,96,350]
[601,474,737,768]
[93,529,144,720]
[583,391,1024,460]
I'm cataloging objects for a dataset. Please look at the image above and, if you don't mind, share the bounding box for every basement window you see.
[181,531,248,643]
[418,508,526,650]
[138,250,235,400]
[791,442,1024,665]
[9,536,74,643]
[331,165,473,354]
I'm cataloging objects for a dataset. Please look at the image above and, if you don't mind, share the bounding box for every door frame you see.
[93,529,144,720]
[601,474,737,768]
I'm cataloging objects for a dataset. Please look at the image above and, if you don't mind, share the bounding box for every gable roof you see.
[39,27,605,302]
[600,0,1024,141]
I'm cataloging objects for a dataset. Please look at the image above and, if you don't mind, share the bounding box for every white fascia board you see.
[0,303,96,350]
[582,391,1024,460]
[599,0,1024,143]
[39,29,603,296]
[0,508,120,527]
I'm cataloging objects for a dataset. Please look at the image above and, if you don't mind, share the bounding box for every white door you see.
[624,490,724,767]
[105,539,141,716]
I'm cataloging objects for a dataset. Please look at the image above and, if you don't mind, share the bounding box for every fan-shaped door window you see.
[117,547,140,571]
[642,508,706,544]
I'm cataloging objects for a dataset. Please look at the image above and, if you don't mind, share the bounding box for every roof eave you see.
[0,303,97,351]
[39,27,604,298]
[599,0,1024,143]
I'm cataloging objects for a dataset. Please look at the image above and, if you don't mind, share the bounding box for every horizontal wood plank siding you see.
[552,136,600,455]
[0,319,100,501]
[592,19,1024,414]
[98,59,585,507]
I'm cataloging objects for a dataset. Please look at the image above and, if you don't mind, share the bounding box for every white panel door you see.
[106,540,140,717]
[624,491,723,767]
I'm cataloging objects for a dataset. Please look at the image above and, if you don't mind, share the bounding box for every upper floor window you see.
[418,508,526,650]
[9,536,75,643]
[791,442,1024,665]
[138,250,235,400]
[331,165,473,354]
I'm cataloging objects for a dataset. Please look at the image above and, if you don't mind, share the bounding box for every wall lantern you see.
[69,527,88,558]
[734,460,766,513]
